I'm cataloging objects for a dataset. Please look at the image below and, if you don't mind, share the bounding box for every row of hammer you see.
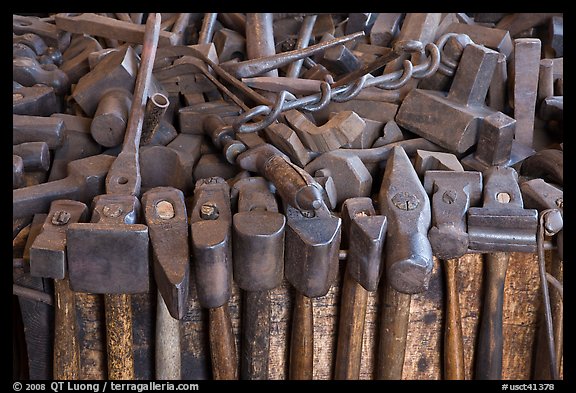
[13,12,563,380]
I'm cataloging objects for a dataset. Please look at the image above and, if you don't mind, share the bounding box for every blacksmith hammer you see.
[376,145,432,379]
[423,169,483,379]
[335,197,386,379]
[190,177,237,379]
[467,166,538,380]
[284,202,341,379]
[142,187,190,379]
[232,177,286,379]
[29,200,88,379]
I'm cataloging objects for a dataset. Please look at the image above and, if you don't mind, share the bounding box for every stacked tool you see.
[13,12,563,381]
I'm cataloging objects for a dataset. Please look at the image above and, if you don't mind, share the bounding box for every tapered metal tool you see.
[334,197,386,379]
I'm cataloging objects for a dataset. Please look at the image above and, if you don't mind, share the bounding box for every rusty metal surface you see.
[11,11,563,382]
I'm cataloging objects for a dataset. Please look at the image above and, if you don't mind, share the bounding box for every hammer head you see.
[284,204,342,298]
[190,177,233,309]
[468,166,538,253]
[29,200,88,279]
[341,197,387,292]
[304,150,372,207]
[423,170,482,260]
[142,186,189,320]
[67,194,149,294]
[232,177,285,292]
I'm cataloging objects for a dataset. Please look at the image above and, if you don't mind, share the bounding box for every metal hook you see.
[301,81,332,112]
[411,42,441,79]
[376,60,413,90]
[332,74,367,102]
[234,90,290,133]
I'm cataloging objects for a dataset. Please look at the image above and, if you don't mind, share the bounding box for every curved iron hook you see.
[376,60,413,90]
[411,43,441,79]
[332,74,367,102]
[301,81,332,112]
[234,90,289,133]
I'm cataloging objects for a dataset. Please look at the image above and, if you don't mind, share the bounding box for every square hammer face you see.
[66,223,149,294]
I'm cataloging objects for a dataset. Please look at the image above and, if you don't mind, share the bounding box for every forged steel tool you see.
[376,145,432,380]
[423,169,483,379]
[396,43,501,154]
[190,177,237,380]
[232,177,286,379]
[142,187,190,379]
[66,13,161,380]
[334,197,386,379]
[29,200,88,379]
[468,166,538,380]
[285,202,341,379]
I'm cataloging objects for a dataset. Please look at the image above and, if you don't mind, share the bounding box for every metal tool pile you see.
[13,13,563,381]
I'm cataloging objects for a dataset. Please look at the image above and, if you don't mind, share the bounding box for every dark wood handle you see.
[241,290,271,380]
[334,268,368,380]
[209,303,238,380]
[376,282,411,380]
[53,277,80,380]
[289,292,314,380]
[104,293,135,380]
[475,252,509,380]
[444,258,465,380]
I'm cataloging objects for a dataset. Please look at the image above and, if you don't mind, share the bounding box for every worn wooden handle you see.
[289,292,314,380]
[53,277,80,380]
[241,290,271,380]
[443,258,465,380]
[104,293,135,380]
[156,292,181,380]
[376,282,411,380]
[334,269,368,380]
[475,251,509,380]
[209,303,238,380]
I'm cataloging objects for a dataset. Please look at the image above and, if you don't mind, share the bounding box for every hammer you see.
[29,200,88,379]
[423,169,483,379]
[284,202,341,379]
[190,177,237,379]
[468,166,538,379]
[376,145,433,379]
[142,187,190,379]
[335,197,386,379]
[231,177,286,379]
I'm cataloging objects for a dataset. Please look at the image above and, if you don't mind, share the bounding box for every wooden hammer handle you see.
[241,290,271,380]
[104,293,135,380]
[289,292,314,380]
[53,277,80,380]
[475,251,509,380]
[334,268,369,380]
[443,258,465,380]
[376,282,411,380]
[209,303,238,380]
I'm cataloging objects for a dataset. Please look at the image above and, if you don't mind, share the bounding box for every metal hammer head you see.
[423,170,483,260]
[284,204,342,298]
[190,177,233,309]
[378,146,433,294]
[67,194,149,294]
[468,166,538,253]
[232,177,286,292]
[341,197,387,292]
[142,186,189,320]
[29,200,88,279]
